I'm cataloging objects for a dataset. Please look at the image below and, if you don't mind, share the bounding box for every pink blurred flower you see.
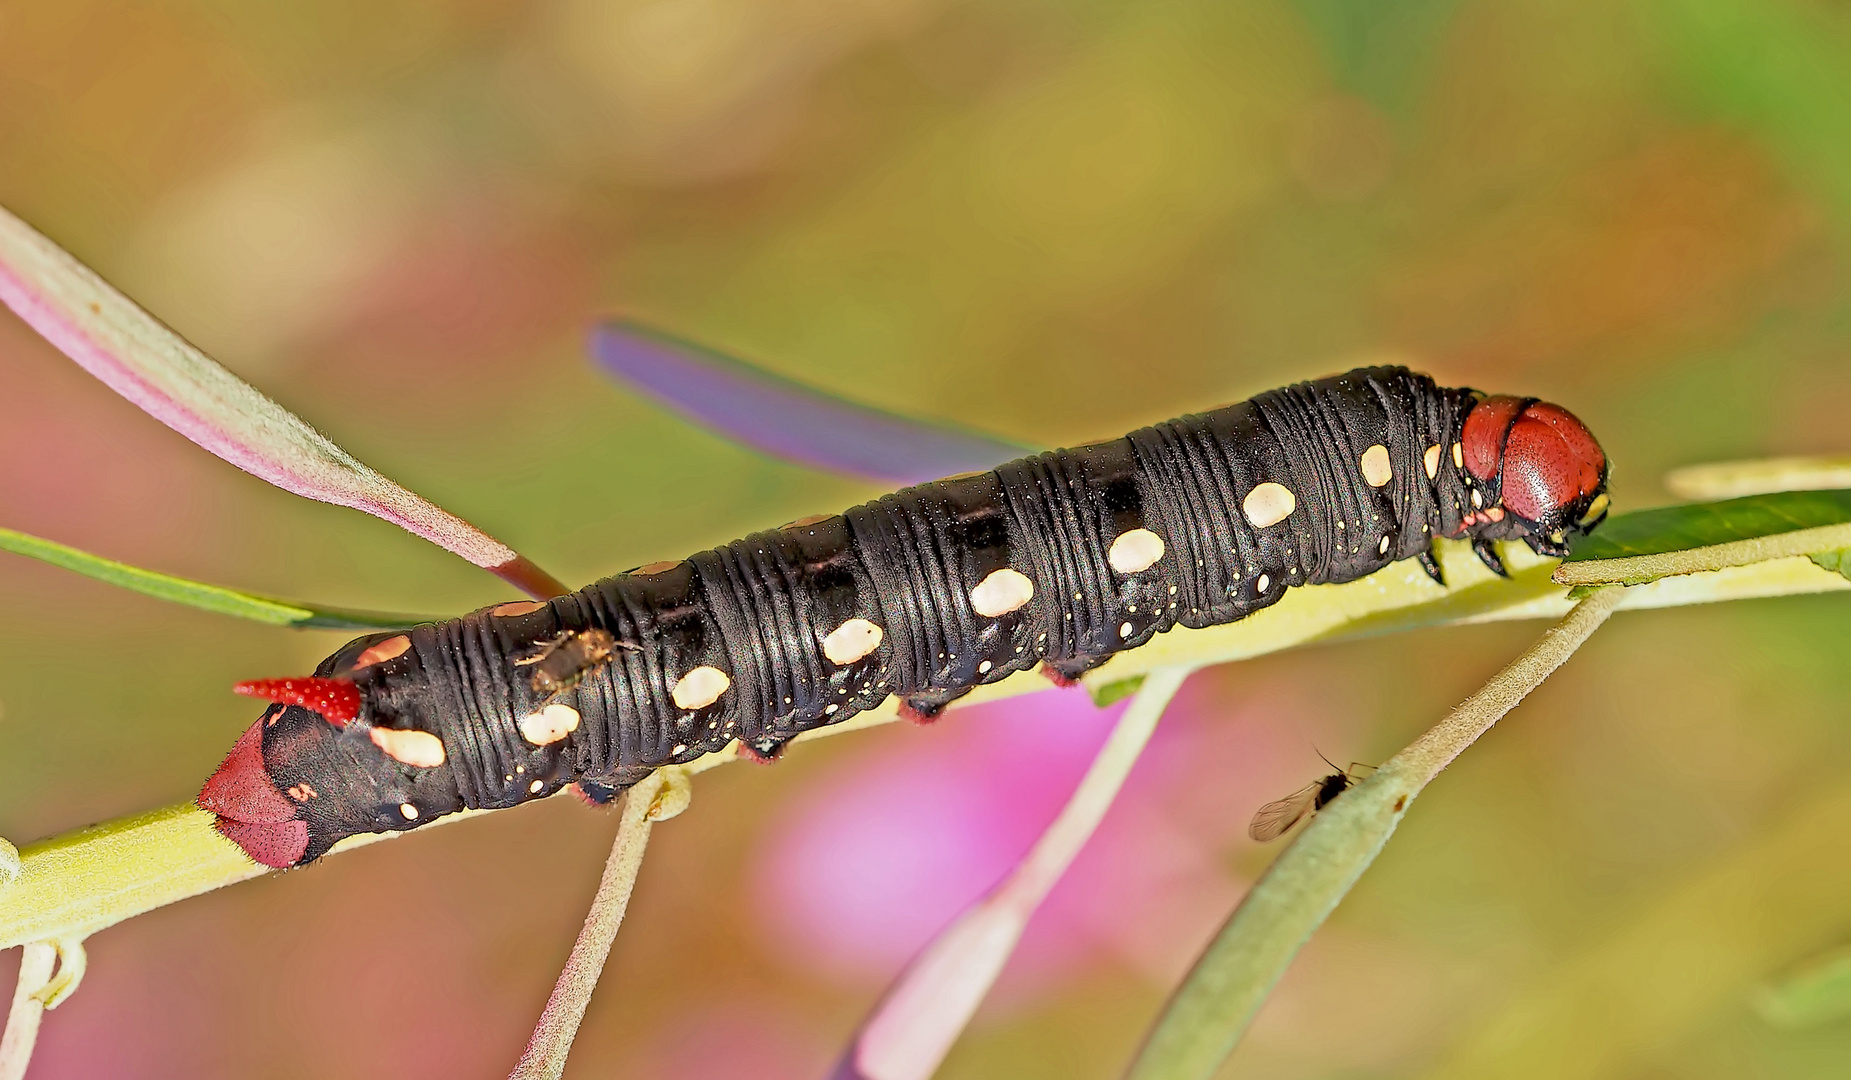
[748,672,1347,1002]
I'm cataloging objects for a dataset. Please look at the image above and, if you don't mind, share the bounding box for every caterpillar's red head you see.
[1458,395,1609,558]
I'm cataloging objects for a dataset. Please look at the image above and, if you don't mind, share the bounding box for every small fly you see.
[513,628,634,699]
[1248,758,1374,842]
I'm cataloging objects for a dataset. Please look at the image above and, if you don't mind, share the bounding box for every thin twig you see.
[1553,523,1851,586]
[1387,586,1625,784]
[0,944,55,1080]
[508,771,668,1080]
[838,666,1192,1080]
[1124,587,1625,1080]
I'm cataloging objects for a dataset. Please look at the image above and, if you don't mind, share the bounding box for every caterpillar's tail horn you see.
[233,676,361,727]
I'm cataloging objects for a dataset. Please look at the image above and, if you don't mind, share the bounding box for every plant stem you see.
[840,666,1191,1080]
[0,944,54,1080]
[508,772,665,1080]
[1555,523,1851,586]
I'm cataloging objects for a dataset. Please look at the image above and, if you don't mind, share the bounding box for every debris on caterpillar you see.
[513,628,632,699]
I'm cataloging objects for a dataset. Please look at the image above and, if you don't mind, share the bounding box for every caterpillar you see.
[200,366,1609,867]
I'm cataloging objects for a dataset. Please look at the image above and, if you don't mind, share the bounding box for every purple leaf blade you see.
[830,668,1190,1080]
[0,205,566,600]
[591,321,1033,485]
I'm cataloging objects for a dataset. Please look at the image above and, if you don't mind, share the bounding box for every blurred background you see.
[4,1,1851,1077]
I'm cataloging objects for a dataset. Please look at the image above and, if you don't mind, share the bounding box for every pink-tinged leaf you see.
[831,668,1191,1080]
[592,321,1032,485]
[0,205,567,600]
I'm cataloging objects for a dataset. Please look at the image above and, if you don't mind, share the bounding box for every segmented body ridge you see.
[327,366,1476,814]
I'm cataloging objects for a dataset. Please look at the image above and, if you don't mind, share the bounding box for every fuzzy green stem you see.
[0,944,54,1080]
[1554,522,1851,586]
[508,773,665,1080]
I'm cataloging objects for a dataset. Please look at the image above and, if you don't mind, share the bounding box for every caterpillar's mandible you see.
[200,367,1609,867]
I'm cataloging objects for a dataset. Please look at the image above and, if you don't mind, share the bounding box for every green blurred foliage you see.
[3,0,1851,1077]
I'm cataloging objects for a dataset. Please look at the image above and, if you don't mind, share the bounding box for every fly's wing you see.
[1248,782,1322,842]
[590,320,1033,484]
[511,632,566,667]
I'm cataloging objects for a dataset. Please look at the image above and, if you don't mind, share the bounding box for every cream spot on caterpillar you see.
[822,618,884,665]
[672,666,731,710]
[490,600,545,617]
[399,802,419,820]
[1119,621,1133,639]
[1243,483,1296,528]
[635,561,680,576]
[353,635,411,669]
[1360,444,1393,487]
[782,513,833,530]
[370,727,446,768]
[1452,442,1464,469]
[1107,528,1166,574]
[529,779,544,794]
[518,702,582,746]
[1424,444,1442,479]
[970,568,1034,617]
[1257,574,1271,592]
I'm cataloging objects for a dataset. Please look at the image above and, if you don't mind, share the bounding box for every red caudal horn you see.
[233,677,361,726]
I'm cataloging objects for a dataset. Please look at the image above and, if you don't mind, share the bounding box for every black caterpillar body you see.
[201,366,1609,867]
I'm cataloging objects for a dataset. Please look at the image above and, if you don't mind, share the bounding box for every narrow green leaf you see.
[1564,490,1851,562]
[1756,946,1851,1029]
[1124,589,1625,1080]
[0,527,425,630]
[1808,548,1851,582]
